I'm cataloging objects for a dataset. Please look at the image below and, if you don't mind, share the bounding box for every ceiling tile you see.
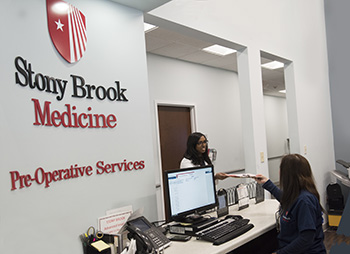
[180,51,221,63]
[150,42,199,58]
[145,34,172,51]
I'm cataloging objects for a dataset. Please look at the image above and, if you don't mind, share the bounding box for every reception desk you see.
[164,199,279,254]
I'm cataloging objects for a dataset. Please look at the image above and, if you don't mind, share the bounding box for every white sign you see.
[98,206,133,234]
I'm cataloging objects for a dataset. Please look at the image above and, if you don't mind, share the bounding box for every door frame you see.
[154,100,197,220]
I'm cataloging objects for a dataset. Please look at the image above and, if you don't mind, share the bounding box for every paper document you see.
[226,173,257,178]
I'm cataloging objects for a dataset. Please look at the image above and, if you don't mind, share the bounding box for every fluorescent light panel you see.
[144,23,158,33]
[202,44,236,56]
[261,60,284,70]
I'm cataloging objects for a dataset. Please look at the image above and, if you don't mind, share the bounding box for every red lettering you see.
[111,163,117,173]
[32,98,117,129]
[10,171,33,190]
[63,169,70,179]
[127,162,133,171]
[86,166,93,176]
[95,161,113,174]
[10,171,20,190]
[58,169,65,179]
[44,171,53,188]
[9,160,143,191]
[107,115,117,128]
[32,98,53,126]
[117,163,124,171]
[104,164,112,174]
[77,166,85,176]
[96,161,105,174]
[61,104,72,127]
[34,167,45,185]
[139,161,145,169]
[24,175,32,188]
[9,163,95,191]
[78,113,88,128]
[134,161,139,169]
[88,107,94,128]
[122,160,127,171]
[51,110,62,127]
[52,170,59,181]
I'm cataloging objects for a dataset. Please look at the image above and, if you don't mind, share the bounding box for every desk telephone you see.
[126,216,171,254]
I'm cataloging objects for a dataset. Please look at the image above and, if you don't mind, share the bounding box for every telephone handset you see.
[126,216,171,254]
[127,224,153,253]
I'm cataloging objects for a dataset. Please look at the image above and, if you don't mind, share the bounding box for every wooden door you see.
[157,105,192,221]
[157,106,192,171]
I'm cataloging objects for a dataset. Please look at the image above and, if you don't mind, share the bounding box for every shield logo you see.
[46,0,87,63]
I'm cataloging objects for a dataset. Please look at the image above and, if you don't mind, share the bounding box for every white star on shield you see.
[55,19,64,31]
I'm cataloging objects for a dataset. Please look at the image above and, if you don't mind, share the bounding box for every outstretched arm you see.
[253,174,281,201]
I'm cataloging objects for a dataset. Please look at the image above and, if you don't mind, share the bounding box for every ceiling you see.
[145,26,286,98]
[110,0,171,12]
[109,0,286,98]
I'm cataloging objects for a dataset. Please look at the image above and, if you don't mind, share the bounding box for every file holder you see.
[255,183,265,204]
[226,186,236,205]
[81,232,122,254]
[236,184,249,210]
[217,188,229,217]
[87,241,111,254]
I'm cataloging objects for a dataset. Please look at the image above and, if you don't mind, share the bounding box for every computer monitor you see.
[163,165,218,223]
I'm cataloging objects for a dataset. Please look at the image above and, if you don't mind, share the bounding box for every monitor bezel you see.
[163,164,218,223]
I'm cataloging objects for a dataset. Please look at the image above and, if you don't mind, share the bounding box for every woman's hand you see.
[214,172,229,180]
[253,174,269,184]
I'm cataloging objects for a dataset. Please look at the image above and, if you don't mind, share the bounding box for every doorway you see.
[157,105,193,220]
[260,52,290,184]
[157,105,192,171]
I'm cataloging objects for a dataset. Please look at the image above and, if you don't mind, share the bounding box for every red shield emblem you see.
[46,0,87,63]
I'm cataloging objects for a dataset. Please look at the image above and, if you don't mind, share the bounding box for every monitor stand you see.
[184,214,203,223]
[177,213,211,225]
[171,214,218,234]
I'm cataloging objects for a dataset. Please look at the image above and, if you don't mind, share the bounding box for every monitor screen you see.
[163,165,217,222]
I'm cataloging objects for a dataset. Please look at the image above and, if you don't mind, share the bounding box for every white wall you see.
[0,1,157,253]
[147,53,245,173]
[264,95,288,183]
[147,54,291,218]
[150,0,335,208]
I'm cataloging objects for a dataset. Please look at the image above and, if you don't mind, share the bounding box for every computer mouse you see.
[225,215,243,220]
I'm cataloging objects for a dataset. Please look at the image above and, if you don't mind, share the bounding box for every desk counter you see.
[164,199,279,254]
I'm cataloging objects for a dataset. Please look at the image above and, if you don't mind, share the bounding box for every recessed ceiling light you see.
[144,23,158,33]
[202,44,237,56]
[279,90,286,93]
[261,61,284,70]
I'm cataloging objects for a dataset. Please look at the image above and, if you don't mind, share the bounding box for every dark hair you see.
[279,154,323,212]
[183,132,212,166]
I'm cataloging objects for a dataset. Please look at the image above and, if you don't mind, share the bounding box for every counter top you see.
[164,199,279,254]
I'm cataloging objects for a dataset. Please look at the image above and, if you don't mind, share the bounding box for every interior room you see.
[1,0,349,254]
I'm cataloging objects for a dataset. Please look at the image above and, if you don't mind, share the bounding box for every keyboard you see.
[195,217,254,245]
